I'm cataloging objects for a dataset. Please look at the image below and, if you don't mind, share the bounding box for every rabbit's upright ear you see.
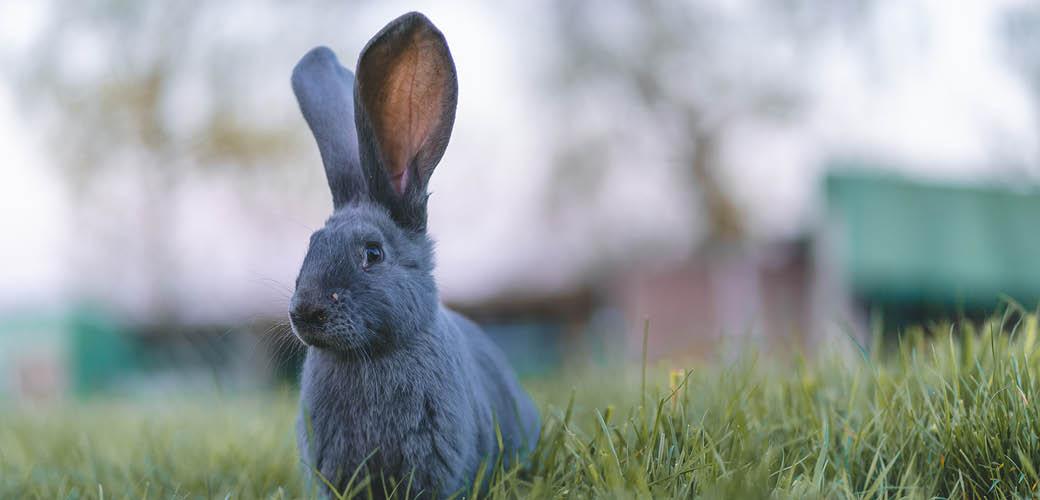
[292,47,367,210]
[354,12,458,231]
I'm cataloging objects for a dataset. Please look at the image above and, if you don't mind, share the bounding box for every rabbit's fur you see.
[289,12,540,498]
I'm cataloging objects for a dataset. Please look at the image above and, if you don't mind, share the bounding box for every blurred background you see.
[2,0,1040,400]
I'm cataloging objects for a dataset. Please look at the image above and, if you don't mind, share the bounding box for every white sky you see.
[1,0,1038,321]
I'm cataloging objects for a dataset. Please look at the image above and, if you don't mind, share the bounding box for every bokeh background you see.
[2,0,1040,400]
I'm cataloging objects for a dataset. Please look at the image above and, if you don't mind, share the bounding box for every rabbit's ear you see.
[292,47,368,210]
[354,12,457,231]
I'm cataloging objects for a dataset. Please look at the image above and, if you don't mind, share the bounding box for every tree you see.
[547,0,871,249]
[1003,2,1040,172]
[17,1,360,322]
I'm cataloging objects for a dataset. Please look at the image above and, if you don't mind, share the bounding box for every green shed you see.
[0,306,134,399]
[825,169,1040,327]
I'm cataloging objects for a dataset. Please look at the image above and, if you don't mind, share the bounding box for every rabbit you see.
[288,11,541,499]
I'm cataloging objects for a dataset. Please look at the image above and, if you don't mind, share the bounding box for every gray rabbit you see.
[288,11,540,499]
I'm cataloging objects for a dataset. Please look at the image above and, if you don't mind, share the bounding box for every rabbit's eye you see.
[362,242,384,268]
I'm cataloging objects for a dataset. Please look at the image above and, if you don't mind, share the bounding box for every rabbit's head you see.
[288,12,456,356]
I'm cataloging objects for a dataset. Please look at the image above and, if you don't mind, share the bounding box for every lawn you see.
[3,312,1040,498]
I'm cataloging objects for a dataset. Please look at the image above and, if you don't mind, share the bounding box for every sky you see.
[0,0,1037,322]
[0,1,66,309]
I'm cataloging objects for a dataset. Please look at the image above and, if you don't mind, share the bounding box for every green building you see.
[825,169,1040,330]
[0,307,132,400]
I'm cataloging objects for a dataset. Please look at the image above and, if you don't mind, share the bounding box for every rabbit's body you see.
[298,306,538,496]
[287,12,540,498]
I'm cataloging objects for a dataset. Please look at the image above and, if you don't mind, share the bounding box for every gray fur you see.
[291,46,367,209]
[289,11,540,498]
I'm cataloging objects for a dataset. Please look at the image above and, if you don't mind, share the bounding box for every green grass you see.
[4,312,1040,498]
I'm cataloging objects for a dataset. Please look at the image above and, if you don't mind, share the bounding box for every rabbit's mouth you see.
[289,314,341,350]
[291,316,393,358]
[289,320,322,349]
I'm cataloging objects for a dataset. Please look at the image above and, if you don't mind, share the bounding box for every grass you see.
[4,311,1040,498]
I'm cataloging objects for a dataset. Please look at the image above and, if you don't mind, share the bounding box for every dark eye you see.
[362,242,384,268]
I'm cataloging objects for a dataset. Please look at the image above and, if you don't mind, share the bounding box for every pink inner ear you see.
[390,168,408,194]
[361,30,448,198]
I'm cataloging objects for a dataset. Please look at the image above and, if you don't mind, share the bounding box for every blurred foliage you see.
[546,0,873,246]
[18,1,307,187]
[1003,3,1040,156]
[14,0,361,321]
[1003,3,1040,95]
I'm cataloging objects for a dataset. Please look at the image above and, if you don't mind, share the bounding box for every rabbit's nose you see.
[290,297,328,327]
